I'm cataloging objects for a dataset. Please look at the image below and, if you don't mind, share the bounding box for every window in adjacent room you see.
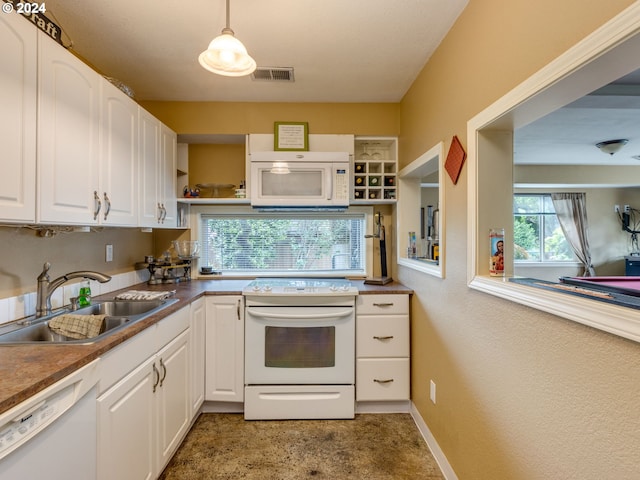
[199,212,366,275]
[513,194,576,263]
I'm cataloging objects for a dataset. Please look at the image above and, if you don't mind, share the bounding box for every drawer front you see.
[357,294,409,315]
[356,358,410,401]
[357,315,409,357]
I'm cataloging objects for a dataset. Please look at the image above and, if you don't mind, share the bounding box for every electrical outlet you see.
[624,205,631,213]
[105,244,113,262]
[615,205,620,213]
[430,379,436,404]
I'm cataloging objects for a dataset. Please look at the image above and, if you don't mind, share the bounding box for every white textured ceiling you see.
[41,0,468,103]
[36,1,640,167]
[514,70,640,166]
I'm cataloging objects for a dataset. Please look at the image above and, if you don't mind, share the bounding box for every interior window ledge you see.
[398,258,443,278]
[514,262,582,268]
[469,275,640,343]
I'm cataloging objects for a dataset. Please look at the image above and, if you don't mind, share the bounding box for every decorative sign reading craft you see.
[274,122,309,151]
[444,135,466,185]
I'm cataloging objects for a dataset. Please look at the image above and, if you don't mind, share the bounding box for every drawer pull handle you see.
[373,378,394,384]
[372,302,394,307]
[373,335,394,340]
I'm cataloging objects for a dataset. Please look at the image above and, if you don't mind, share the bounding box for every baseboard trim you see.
[201,401,244,413]
[355,400,411,413]
[410,402,458,480]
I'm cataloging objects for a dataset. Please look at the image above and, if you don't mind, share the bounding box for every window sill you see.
[469,275,640,343]
[514,262,581,268]
[398,257,443,278]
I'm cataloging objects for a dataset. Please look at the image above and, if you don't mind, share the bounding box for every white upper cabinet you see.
[0,13,36,223]
[160,123,177,226]
[37,31,101,225]
[139,108,161,227]
[139,109,177,228]
[38,35,140,226]
[99,78,138,226]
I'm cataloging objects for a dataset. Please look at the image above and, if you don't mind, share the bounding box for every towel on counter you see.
[114,290,176,301]
[49,314,107,339]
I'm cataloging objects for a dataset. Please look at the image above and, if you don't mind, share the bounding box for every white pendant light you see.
[199,0,256,77]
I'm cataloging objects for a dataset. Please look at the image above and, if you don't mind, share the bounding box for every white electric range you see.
[243,278,358,420]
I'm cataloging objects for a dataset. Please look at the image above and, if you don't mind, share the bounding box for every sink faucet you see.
[36,262,112,318]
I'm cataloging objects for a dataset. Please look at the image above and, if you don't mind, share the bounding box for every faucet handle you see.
[38,262,51,281]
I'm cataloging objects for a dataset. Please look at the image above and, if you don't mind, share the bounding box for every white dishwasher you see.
[0,359,100,480]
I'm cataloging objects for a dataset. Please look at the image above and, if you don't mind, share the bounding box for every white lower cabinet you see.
[356,294,410,401]
[189,297,206,416]
[97,306,191,480]
[205,296,244,402]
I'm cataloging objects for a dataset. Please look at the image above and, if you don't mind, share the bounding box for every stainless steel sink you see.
[0,298,178,345]
[73,299,169,317]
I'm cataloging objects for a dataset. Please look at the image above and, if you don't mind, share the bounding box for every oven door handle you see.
[248,309,353,320]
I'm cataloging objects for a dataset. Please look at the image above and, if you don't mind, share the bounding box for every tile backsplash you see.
[0,269,151,326]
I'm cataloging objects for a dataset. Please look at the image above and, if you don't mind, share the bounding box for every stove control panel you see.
[244,278,358,296]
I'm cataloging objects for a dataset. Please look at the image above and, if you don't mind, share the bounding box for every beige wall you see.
[398,0,639,479]
[140,101,400,137]
[188,144,246,192]
[0,227,154,297]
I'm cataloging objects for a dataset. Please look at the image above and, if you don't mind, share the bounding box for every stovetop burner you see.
[244,278,358,296]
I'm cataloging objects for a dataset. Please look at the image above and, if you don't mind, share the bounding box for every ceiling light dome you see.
[198,0,256,77]
[596,139,628,155]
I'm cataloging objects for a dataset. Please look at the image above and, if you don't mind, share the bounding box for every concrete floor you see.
[159,413,445,479]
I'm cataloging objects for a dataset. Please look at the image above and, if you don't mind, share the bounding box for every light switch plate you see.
[106,244,113,262]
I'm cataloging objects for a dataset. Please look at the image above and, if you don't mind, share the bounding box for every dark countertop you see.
[0,279,411,415]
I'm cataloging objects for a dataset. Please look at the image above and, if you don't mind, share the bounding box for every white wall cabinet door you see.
[97,356,156,480]
[190,297,206,417]
[99,79,138,226]
[156,329,190,473]
[38,32,101,225]
[138,108,160,227]
[205,296,244,402]
[0,13,36,223]
[138,108,177,228]
[160,124,177,226]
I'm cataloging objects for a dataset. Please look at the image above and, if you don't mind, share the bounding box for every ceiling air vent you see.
[251,67,295,82]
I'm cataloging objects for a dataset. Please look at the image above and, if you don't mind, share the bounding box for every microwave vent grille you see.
[251,67,295,82]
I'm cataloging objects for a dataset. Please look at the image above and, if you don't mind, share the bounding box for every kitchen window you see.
[514,194,576,263]
[197,209,366,276]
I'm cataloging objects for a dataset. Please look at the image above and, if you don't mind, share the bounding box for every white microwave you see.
[249,151,350,208]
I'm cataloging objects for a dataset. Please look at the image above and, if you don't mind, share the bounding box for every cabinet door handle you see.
[373,302,394,307]
[156,203,162,223]
[152,362,160,393]
[373,378,394,384]
[373,335,394,340]
[237,299,241,320]
[93,191,101,220]
[103,192,111,220]
[160,204,167,222]
[159,358,167,387]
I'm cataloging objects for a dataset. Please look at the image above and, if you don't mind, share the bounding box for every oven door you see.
[245,306,355,385]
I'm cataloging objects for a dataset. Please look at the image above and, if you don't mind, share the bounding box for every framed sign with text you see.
[274,122,309,151]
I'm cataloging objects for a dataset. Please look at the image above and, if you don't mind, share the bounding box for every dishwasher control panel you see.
[0,385,73,458]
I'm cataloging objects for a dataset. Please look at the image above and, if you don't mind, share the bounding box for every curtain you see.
[551,193,595,276]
